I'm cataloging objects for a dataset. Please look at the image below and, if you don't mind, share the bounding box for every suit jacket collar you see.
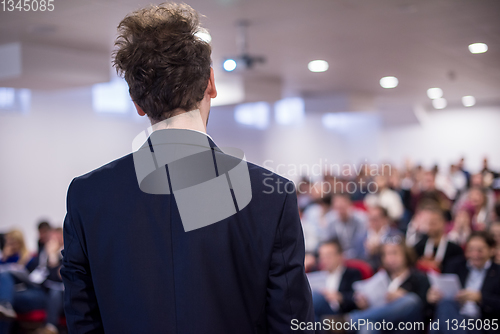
[145,128,218,152]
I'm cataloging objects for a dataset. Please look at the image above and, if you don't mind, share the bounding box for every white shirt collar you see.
[150,109,213,141]
[387,268,411,292]
[467,259,492,271]
[328,264,345,276]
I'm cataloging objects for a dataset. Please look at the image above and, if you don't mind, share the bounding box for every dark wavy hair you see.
[467,230,496,249]
[112,2,212,122]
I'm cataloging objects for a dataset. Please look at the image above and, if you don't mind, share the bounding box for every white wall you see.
[379,107,500,172]
[1,87,499,251]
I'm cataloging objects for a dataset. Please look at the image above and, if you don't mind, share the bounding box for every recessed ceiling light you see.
[468,43,488,54]
[427,87,443,99]
[308,60,329,73]
[432,98,447,109]
[379,76,398,89]
[223,59,237,72]
[462,95,476,107]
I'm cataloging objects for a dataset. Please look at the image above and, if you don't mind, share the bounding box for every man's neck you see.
[151,109,207,134]
[469,259,491,271]
[430,233,444,245]
[339,215,350,223]
[328,264,343,274]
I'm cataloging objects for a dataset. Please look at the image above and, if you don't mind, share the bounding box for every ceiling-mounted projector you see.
[223,20,266,72]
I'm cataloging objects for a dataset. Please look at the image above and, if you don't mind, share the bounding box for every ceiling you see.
[1,0,499,110]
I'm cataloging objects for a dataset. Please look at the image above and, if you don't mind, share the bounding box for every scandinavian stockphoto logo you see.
[131,113,252,232]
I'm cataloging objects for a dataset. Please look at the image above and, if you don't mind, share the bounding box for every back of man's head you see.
[112,2,212,122]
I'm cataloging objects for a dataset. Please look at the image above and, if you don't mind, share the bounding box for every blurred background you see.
[0,0,499,251]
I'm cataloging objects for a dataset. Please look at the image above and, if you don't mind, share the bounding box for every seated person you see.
[364,175,404,222]
[488,221,500,264]
[325,194,367,259]
[362,206,403,270]
[406,201,437,247]
[414,206,464,271]
[0,229,32,266]
[312,239,362,321]
[427,231,500,334]
[0,228,64,334]
[448,208,472,248]
[36,221,52,255]
[328,239,430,334]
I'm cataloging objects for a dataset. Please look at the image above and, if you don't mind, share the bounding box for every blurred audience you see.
[302,195,332,252]
[329,240,429,334]
[311,239,362,322]
[427,231,500,334]
[413,206,464,272]
[364,175,404,222]
[0,225,64,334]
[37,222,52,255]
[447,208,472,248]
[304,156,499,333]
[466,187,493,230]
[362,206,403,270]
[0,230,31,266]
[410,171,452,221]
[453,174,496,222]
[324,194,367,259]
[0,156,498,333]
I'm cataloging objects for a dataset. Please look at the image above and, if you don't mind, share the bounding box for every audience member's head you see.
[374,175,388,190]
[367,206,390,232]
[332,194,352,222]
[37,221,52,244]
[297,178,310,195]
[489,221,500,246]
[465,231,496,269]
[2,229,30,265]
[468,187,487,210]
[409,201,438,234]
[470,173,484,188]
[482,157,489,170]
[423,206,446,239]
[317,194,332,208]
[421,171,436,191]
[309,182,323,201]
[318,239,343,272]
[453,208,472,231]
[450,164,459,174]
[51,227,64,247]
[381,238,416,275]
[458,157,465,170]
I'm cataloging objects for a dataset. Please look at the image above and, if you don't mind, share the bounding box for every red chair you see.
[16,310,67,328]
[352,201,367,211]
[344,258,374,279]
[16,309,46,322]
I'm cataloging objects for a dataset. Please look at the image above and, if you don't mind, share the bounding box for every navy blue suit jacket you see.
[60,129,314,334]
